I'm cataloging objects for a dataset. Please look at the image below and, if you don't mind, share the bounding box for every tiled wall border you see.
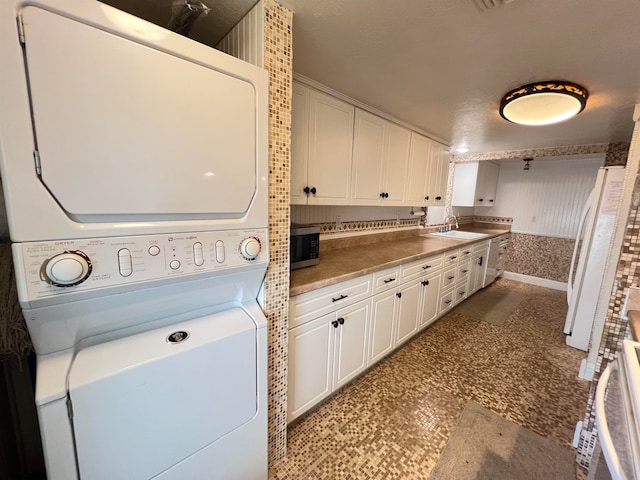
[262,0,292,464]
[452,144,609,163]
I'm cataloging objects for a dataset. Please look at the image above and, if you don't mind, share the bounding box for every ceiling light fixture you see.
[523,157,533,171]
[500,81,588,126]
[456,147,469,154]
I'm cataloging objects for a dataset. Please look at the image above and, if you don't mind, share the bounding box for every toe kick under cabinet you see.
[287,239,492,422]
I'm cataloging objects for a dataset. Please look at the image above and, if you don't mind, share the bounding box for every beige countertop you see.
[290,227,510,296]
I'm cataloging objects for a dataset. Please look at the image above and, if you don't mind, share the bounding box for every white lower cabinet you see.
[395,280,422,345]
[369,289,397,365]
[288,238,503,422]
[288,299,371,422]
[419,271,442,328]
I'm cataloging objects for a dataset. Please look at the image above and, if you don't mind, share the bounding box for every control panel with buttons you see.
[15,228,268,301]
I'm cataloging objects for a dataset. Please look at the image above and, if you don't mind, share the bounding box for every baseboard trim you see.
[501,271,567,291]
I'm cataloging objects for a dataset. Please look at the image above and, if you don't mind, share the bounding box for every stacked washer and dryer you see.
[0,1,269,478]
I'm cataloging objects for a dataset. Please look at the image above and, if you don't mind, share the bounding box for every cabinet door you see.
[369,290,397,365]
[419,271,442,329]
[290,82,310,205]
[406,133,431,204]
[351,109,385,205]
[308,90,354,205]
[333,300,371,389]
[395,280,422,345]
[382,123,411,205]
[482,161,500,206]
[427,143,449,207]
[451,162,479,207]
[288,313,335,421]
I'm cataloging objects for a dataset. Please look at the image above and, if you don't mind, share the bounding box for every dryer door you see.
[67,308,257,480]
[22,6,257,221]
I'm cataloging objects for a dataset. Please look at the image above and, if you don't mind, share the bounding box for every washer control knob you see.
[42,250,92,287]
[240,237,261,260]
[148,245,161,256]
[169,260,181,270]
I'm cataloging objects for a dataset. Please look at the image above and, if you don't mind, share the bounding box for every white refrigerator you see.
[564,166,625,362]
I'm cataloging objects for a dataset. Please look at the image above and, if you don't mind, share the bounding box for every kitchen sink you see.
[428,230,489,240]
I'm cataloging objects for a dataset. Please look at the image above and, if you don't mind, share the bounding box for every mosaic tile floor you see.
[270,279,590,479]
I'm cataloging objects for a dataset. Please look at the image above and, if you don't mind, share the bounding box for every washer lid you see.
[67,308,257,480]
[22,6,257,221]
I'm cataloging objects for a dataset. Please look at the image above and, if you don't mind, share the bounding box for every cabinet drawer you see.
[458,247,473,262]
[372,266,401,295]
[457,261,471,282]
[290,275,373,329]
[443,249,459,266]
[400,253,443,283]
[439,289,455,315]
[473,239,490,254]
[455,282,469,303]
[442,266,457,288]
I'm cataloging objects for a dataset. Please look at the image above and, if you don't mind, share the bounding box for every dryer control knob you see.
[43,251,92,287]
[240,237,261,260]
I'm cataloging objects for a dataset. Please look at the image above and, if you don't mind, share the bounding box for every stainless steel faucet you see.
[440,214,459,232]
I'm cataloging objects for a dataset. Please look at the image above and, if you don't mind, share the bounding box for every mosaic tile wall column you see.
[262,0,292,464]
[503,233,574,282]
[577,130,640,469]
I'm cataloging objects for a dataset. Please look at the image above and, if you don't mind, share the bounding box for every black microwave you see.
[290,223,320,270]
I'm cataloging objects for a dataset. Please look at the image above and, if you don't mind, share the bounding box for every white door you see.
[288,313,335,421]
[406,133,431,204]
[351,109,385,204]
[395,280,421,345]
[420,272,442,329]
[333,300,371,389]
[291,82,310,205]
[369,290,398,365]
[307,91,354,204]
[383,123,411,205]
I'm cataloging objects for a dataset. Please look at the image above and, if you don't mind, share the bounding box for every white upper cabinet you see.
[351,109,411,206]
[291,83,355,205]
[426,143,450,207]
[452,161,500,207]
[406,133,432,205]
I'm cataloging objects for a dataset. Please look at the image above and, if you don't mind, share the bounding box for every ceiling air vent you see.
[471,0,516,12]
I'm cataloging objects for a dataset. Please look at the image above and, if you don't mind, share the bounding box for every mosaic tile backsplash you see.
[504,233,574,283]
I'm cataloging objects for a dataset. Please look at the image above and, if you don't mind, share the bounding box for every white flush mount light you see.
[500,81,588,126]
[456,147,469,154]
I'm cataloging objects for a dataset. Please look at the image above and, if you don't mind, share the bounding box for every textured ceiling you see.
[102,0,640,155]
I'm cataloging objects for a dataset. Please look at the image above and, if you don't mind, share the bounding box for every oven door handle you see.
[595,361,628,480]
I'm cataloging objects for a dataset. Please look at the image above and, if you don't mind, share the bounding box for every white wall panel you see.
[475,157,603,238]
[216,1,264,67]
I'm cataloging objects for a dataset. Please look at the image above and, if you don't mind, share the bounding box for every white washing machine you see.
[0,1,269,478]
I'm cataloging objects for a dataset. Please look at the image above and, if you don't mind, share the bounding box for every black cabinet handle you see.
[448,276,455,280]
[303,186,310,195]
[338,317,345,325]
[379,192,385,198]
[422,265,431,270]
[383,278,396,284]
[463,251,471,255]
[421,280,429,286]
[450,256,457,260]
[396,292,402,299]
[435,196,442,201]
[489,199,494,203]
[445,300,452,305]
[459,291,465,296]
[332,294,348,302]
[478,198,484,202]
[332,320,339,328]
[478,256,483,266]
[462,269,468,274]
[382,192,389,198]
[424,195,430,201]
[310,187,317,195]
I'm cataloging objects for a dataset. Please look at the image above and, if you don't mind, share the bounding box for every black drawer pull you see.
[421,280,429,286]
[332,294,348,302]
[303,186,310,195]
[396,292,402,299]
[459,291,466,296]
[422,265,432,270]
[338,317,345,325]
[448,276,455,280]
[462,269,468,274]
[450,256,457,260]
[383,278,396,284]
[478,256,483,266]
[463,251,471,255]
[435,196,442,201]
[332,320,339,328]
[444,299,452,305]
[310,187,317,195]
